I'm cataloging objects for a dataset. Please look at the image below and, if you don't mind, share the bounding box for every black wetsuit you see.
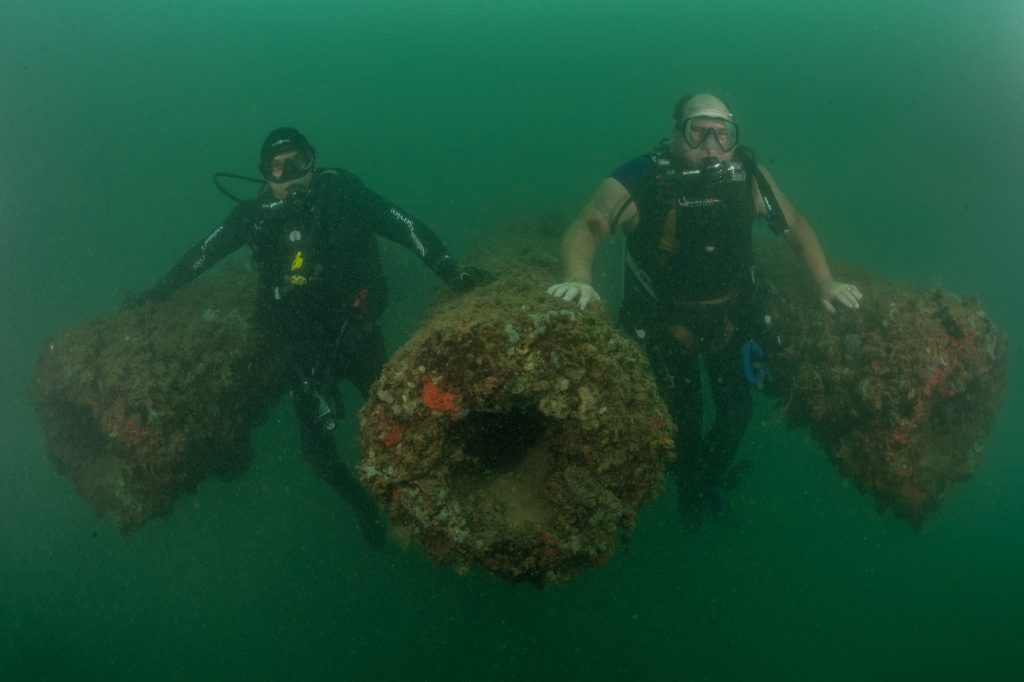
[611,147,763,509]
[145,167,456,543]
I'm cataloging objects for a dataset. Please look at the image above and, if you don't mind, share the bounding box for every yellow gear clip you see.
[289,251,307,286]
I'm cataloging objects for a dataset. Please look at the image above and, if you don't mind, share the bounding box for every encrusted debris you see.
[758,239,1008,528]
[358,216,675,585]
[32,266,284,532]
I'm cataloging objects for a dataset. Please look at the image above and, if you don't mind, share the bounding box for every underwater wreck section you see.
[759,241,1008,528]
[32,267,284,532]
[359,217,675,585]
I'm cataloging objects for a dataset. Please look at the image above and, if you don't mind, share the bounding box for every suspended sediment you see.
[358,216,676,585]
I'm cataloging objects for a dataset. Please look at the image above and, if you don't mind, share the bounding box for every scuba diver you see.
[129,127,491,547]
[547,93,862,527]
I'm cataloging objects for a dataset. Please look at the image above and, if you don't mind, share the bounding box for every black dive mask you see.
[260,146,316,182]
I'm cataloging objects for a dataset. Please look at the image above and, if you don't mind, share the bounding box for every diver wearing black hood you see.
[132,127,491,547]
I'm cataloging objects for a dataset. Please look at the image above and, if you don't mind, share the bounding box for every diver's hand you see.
[547,281,602,310]
[435,256,494,292]
[450,265,494,291]
[819,279,863,313]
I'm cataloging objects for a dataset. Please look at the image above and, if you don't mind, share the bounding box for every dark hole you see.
[455,406,547,475]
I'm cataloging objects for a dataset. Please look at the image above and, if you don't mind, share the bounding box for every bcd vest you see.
[250,186,325,302]
[624,146,758,306]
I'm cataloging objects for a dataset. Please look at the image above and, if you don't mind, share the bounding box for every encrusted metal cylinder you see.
[758,241,1008,528]
[358,217,675,585]
[32,267,284,532]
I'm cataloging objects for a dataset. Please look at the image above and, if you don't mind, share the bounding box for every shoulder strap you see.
[736,146,789,236]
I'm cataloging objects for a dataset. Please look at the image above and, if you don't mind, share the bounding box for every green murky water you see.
[2,1,1021,679]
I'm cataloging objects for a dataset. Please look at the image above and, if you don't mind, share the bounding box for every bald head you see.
[670,93,738,168]
[674,93,733,121]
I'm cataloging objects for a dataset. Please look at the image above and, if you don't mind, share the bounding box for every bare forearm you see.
[786,216,833,286]
[561,216,600,283]
[556,178,623,286]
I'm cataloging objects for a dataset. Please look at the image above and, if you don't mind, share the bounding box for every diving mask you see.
[678,114,739,152]
[260,146,316,183]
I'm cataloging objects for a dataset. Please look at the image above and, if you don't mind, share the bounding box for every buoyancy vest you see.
[623,144,760,307]
[250,183,327,302]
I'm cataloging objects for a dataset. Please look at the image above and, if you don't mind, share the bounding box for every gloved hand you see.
[435,256,495,292]
[451,265,494,291]
[819,279,863,313]
[546,281,602,310]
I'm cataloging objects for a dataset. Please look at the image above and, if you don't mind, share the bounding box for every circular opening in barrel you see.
[457,406,548,473]
[449,405,556,529]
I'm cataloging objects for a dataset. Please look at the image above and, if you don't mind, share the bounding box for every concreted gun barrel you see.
[757,240,1008,528]
[32,266,285,532]
[358,216,675,585]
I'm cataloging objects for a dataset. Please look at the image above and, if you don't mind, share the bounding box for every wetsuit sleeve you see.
[351,183,454,273]
[144,204,251,301]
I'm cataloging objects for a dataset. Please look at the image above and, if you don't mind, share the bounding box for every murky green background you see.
[2,1,1021,680]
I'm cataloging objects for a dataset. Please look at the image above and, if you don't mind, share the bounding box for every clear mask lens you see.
[680,116,739,152]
